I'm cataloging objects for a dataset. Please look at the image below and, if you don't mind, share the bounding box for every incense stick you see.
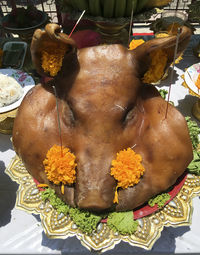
[51,11,86,155]
[128,5,134,45]
[52,85,63,156]
[164,27,182,119]
[68,10,86,38]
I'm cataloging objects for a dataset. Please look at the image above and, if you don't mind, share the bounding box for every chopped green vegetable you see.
[159,89,168,99]
[107,211,138,235]
[186,116,200,149]
[148,193,171,208]
[41,188,104,233]
[69,208,102,234]
[187,150,200,175]
[41,188,69,214]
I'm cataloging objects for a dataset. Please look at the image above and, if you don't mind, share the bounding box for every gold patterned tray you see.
[5,155,200,252]
[0,108,17,134]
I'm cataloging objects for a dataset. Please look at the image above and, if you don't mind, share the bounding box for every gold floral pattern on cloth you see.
[5,155,200,252]
[0,108,18,134]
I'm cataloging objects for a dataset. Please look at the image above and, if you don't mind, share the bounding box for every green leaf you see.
[148,193,171,208]
[107,211,138,235]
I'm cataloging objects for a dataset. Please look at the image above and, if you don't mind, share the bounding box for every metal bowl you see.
[2,11,48,42]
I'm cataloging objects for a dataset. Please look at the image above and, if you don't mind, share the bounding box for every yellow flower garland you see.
[111,148,145,203]
[43,145,76,194]
[41,42,67,76]
[129,39,168,84]
[142,49,168,84]
[129,39,145,50]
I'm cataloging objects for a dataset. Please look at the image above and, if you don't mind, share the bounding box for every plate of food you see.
[0,68,35,113]
[184,63,200,96]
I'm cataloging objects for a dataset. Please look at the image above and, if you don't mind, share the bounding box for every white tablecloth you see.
[1,37,200,254]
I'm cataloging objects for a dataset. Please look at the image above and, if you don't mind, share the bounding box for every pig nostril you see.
[77,190,111,211]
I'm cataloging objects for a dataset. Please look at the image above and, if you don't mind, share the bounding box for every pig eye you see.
[68,104,76,123]
[123,106,137,124]
[63,103,76,126]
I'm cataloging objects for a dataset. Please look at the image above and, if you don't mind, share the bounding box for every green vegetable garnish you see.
[187,150,200,175]
[41,188,69,214]
[148,193,171,208]
[186,116,200,149]
[159,89,168,99]
[41,187,104,234]
[107,211,138,235]
[69,208,102,234]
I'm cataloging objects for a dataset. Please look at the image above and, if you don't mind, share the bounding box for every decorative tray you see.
[5,155,200,252]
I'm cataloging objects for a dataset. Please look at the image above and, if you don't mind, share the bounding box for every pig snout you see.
[74,148,116,211]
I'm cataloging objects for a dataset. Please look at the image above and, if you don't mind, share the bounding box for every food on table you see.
[195,73,200,89]
[13,23,192,213]
[0,73,23,108]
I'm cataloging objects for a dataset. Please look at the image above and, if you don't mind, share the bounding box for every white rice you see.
[0,73,23,108]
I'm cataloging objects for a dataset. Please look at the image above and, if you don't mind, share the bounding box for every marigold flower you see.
[111,148,145,203]
[43,145,76,187]
[129,39,145,50]
[41,42,67,76]
[195,73,200,89]
[142,49,168,84]
[129,39,168,84]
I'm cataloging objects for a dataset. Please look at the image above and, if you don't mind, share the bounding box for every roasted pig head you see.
[13,24,193,212]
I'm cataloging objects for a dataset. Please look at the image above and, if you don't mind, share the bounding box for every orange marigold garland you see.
[195,73,200,90]
[129,39,168,84]
[129,39,145,50]
[111,148,145,203]
[41,42,67,77]
[142,49,168,84]
[43,145,76,194]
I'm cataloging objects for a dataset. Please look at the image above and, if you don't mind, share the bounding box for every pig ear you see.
[30,23,77,77]
[132,26,192,78]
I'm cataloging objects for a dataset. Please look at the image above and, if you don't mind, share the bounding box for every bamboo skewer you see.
[68,10,86,38]
[128,5,134,46]
[52,10,86,156]
[164,27,182,119]
[52,85,63,156]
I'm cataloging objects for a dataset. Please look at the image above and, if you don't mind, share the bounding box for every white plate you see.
[184,63,200,96]
[0,69,35,113]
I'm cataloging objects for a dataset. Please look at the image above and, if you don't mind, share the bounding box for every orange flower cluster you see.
[111,148,145,203]
[195,73,200,89]
[43,145,76,188]
[142,49,168,84]
[41,42,67,76]
[129,39,168,84]
[129,39,145,50]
